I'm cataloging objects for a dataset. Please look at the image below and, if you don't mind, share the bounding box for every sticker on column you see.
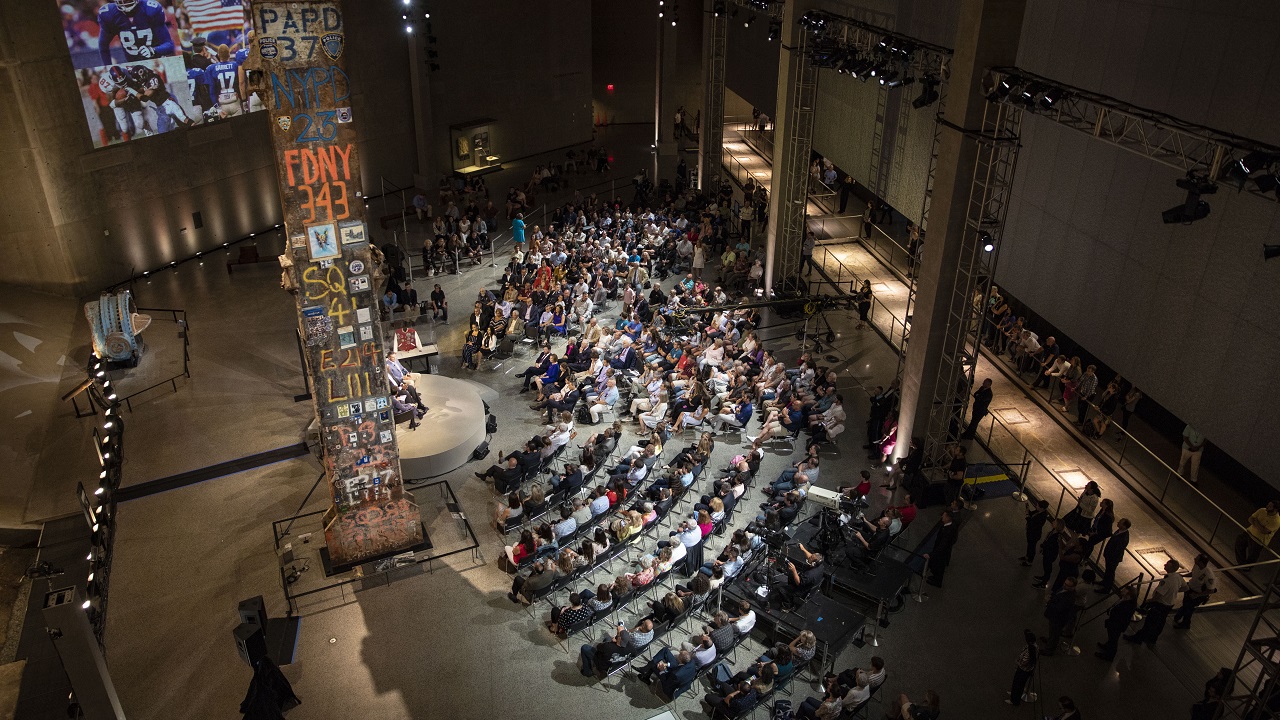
[339,221,366,245]
[338,326,356,348]
[307,223,340,260]
[349,275,370,293]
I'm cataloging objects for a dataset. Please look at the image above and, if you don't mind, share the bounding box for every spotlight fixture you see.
[1221,151,1276,190]
[744,13,755,27]
[912,76,940,109]
[1254,172,1280,198]
[987,74,1023,102]
[1265,244,1280,261]
[712,0,725,16]
[1161,172,1217,225]
[979,231,995,252]
[1038,86,1065,110]
[799,11,825,31]
[767,19,781,41]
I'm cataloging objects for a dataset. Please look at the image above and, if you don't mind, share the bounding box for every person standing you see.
[1042,576,1077,656]
[1096,518,1130,592]
[511,212,526,252]
[854,281,873,330]
[961,378,993,439]
[739,202,754,242]
[838,175,855,213]
[1125,559,1187,645]
[1074,365,1098,426]
[1176,424,1205,485]
[802,231,816,275]
[1120,386,1142,430]
[861,201,873,239]
[924,510,959,587]
[1034,519,1065,588]
[1005,629,1039,705]
[1237,501,1280,567]
[1019,500,1050,567]
[1095,585,1138,660]
[1173,554,1217,630]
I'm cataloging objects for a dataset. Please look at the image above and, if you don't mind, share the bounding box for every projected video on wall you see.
[61,0,265,148]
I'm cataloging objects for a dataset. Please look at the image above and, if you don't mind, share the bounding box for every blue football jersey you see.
[205,60,240,98]
[234,48,249,66]
[187,66,211,105]
[98,1,174,64]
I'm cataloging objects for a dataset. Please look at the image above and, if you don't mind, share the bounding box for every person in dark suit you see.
[476,455,524,494]
[1095,585,1137,660]
[518,344,553,392]
[961,378,993,439]
[1041,576,1077,656]
[1033,519,1065,587]
[1083,499,1115,554]
[1096,519,1130,592]
[609,344,636,371]
[925,510,959,587]
[636,647,699,699]
[1020,500,1050,566]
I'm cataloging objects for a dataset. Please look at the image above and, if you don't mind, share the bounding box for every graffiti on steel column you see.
[253,1,422,569]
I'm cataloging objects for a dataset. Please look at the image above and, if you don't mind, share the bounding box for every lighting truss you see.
[987,67,1280,205]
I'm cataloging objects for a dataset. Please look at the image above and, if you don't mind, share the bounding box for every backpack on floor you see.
[771,699,793,720]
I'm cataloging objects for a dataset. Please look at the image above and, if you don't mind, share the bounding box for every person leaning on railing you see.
[1235,501,1280,568]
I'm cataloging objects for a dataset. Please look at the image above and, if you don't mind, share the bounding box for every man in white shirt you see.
[730,600,756,635]
[1125,559,1186,645]
[1173,553,1217,630]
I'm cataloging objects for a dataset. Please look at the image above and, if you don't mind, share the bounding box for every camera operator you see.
[770,543,825,610]
[846,516,891,571]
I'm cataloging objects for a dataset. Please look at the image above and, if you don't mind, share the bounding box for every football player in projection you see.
[127,63,195,130]
[99,66,151,138]
[205,44,243,118]
[97,0,176,66]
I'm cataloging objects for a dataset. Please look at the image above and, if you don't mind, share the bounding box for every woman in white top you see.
[639,398,669,430]
[1069,481,1102,534]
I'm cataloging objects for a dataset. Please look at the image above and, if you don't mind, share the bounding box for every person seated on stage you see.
[547,591,593,635]
[390,391,425,429]
[518,344,554,393]
[771,544,825,610]
[578,619,654,678]
[475,455,524,494]
[846,516,892,571]
[508,557,561,605]
[385,351,425,404]
[550,462,585,494]
[552,506,578,540]
[493,491,524,532]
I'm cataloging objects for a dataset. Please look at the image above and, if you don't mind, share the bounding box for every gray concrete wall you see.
[592,0,659,126]
[996,0,1280,488]
[426,0,593,176]
[0,0,417,297]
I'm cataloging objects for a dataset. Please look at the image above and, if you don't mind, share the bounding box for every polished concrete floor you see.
[5,133,1260,719]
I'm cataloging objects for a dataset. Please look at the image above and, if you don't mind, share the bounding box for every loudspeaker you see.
[486,414,497,434]
[234,622,268,666]
[471,441,490,461]
[238,595,268,628]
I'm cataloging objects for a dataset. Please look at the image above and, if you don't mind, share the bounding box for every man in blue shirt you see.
[710,399,753,434]
[98,0,174,65]
[552,506,577,540]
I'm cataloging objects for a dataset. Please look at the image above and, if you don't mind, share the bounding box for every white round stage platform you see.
[397,375,496,479]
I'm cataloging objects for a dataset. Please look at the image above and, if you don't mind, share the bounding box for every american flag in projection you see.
[183,0,245,36]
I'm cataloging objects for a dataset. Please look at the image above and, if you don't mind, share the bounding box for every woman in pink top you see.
[697,509,715,537]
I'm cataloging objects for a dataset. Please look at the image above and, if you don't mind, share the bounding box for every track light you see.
[1161,172,1217,225]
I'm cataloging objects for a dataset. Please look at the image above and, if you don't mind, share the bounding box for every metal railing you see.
[807,244,910,354]
[986,346,1280,589]
[118,307,191,412]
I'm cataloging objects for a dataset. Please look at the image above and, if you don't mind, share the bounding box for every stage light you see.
[103,421,113,429]
[1255,173,1280,198]
[1162,172,1217,224]
[107,393,117,401]
[1038,87,1064,110]
[987,74,1022,101]
[1265,245,1280,261]
[745,13,755,27]
[912,76,940,109]
[767,20,781,41]
[81,600,91,609]
[405,25,413,33]
[713,0,725,16]
[274,224,280,228]
[671,18,677,26]
[401,14,406,19]
[1222,151,1276,190]
[94,486,105,496]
